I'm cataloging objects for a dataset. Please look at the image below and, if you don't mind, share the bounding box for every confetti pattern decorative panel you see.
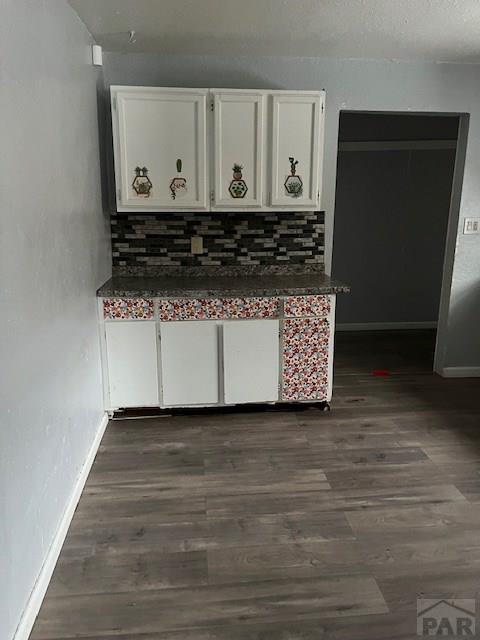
[103,298,154,320]
[282,317,330,401]
[158,297,280,321]
[284,295,331,318]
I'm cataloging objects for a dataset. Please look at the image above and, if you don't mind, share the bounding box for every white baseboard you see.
[13,412,109,640]
[440,366,480,378]
[336,321,438,331]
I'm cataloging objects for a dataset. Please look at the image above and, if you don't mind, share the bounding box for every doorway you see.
[332,111,464,373]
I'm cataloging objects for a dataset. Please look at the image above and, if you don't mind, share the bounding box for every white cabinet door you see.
[112,87,208,211]
[160,321,219,406]
[105,321,159,408]
[270,92,324,208]
[223,320,279,404]
[212,91,264,208]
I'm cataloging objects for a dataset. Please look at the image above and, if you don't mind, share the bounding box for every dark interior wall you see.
[333,113,457,326]
[338,112,459,142]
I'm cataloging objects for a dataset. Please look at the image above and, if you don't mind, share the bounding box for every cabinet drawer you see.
[103,298,154,320]
[284,295,331,318]
[158,297,279,321]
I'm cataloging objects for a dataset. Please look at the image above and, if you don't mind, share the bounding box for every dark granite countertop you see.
[97,271,349,298]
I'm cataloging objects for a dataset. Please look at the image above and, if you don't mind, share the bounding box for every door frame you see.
[434,114,470,375]
[330,110,470,375]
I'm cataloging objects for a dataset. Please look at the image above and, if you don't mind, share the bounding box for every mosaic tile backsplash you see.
[111,211,325,270]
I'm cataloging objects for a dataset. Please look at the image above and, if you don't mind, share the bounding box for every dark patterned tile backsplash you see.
[111,211,325,268]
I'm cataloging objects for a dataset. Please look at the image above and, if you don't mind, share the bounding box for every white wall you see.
[0,2,111,639]
[104,52,480,369]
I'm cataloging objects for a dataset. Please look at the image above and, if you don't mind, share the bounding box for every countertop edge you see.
[97,285,350,297]
[96,273,350,298]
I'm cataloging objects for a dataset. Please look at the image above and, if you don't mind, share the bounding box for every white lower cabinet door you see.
[105,321,159,408]
[223,320,280,404]
[160,321,219,406]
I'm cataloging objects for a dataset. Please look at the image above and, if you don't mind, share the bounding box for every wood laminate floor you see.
[31,330,480,639]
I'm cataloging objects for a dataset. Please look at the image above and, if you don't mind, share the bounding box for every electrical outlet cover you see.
[191,236,203,254]
[464,218,480,235]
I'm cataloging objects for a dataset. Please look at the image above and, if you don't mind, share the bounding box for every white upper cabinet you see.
[270,92,323,208]
[212,91,264,209]
[111,87,324,212]
[111,87,208,211]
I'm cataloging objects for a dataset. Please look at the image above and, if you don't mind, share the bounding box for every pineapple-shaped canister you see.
[284,157,303,197]
[132,166,153,197]
[228,163,248,199]
[169,158,187,200]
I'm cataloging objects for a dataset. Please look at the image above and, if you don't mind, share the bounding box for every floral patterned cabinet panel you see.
[103,298,155,321]
[282,316,331,402]
[158,297,280,321]
[284,295,331,318]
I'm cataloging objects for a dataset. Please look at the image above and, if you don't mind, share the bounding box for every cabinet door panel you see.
[282,295,335,403]
[270,93,323,208]
[105,321,159,408]
[113,88,208,210]
[213,92,264,207]
[160,321,219,406]
[223,320,279,404]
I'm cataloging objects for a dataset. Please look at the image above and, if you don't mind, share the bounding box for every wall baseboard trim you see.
[12,412,109,640]
[336,321,438,331]
[440,366,480,378]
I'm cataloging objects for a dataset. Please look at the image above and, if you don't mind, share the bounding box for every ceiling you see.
[69,0,480,63]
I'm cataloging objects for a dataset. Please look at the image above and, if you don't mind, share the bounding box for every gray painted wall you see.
[333,112,456,325]
[104,52,480,369]
[0,2,111,638]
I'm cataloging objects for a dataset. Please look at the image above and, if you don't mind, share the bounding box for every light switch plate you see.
[463,218,480,235]
[191,236,203,254]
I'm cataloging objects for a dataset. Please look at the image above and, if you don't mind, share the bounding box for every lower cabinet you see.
[101,295,335,410]
[223,320,279,404]
[105,321,159,408]
[160,321,219,406]
[159,319,279,407]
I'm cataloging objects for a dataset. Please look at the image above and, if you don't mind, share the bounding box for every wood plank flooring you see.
[30,330,480,639]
